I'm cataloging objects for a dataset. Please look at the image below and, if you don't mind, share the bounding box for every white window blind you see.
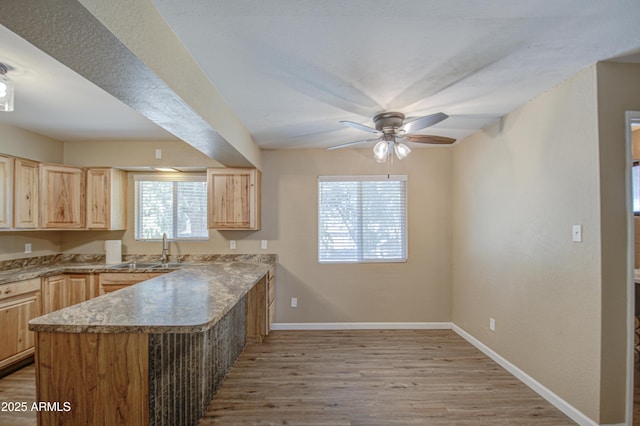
[318,175,407,263]
[134,174,208,241]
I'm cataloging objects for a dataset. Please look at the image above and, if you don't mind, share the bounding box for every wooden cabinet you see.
[14,158,39,229]
[98,272,165,294]
[207,168,261,230]
[40,163,85,229]
[43,274,97,314]
[267,266,275,333]
[0,278,41,370]
[246,267,275,341]
[0,155,12,229]
[86,168,127,230]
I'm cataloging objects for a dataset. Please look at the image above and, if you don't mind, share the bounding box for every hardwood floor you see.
[6,330,637,425]
[201,330,576,425]
[0,364,36,425]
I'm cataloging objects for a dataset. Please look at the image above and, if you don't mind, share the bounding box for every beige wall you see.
[0,124,65,260]
[256,148,452,323]
[63,140,223,169]
[452,66,603,421]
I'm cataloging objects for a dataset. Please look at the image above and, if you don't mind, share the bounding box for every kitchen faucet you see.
[161,232,169,264]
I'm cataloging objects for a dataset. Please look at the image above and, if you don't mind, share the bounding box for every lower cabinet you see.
[43,274,98,314]
[267,266,275,333]
[0,278,42,370]
[98,272,165,294]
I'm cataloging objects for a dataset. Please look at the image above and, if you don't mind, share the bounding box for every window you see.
[318,175,407,263]
[134,174,208,241]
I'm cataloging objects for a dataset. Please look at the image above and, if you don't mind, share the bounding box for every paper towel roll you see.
[105,240,122,265]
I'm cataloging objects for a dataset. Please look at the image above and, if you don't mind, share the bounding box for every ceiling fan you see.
[328,112,456,162]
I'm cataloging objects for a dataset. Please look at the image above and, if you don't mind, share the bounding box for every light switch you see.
[572,225,582,242]
[155,148,162,159]
[230,240,236,249]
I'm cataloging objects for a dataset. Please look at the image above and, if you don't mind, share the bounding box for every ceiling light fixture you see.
[152,167,180,172]
[373,137,411,163]
[0,63,14,112]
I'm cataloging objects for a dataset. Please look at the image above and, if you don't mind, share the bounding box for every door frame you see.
[625,111,640,426]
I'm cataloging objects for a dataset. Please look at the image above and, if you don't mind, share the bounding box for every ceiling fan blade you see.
[404,134,456,145]
[401,112,449,134]
[340,120,380,134]
[327,137,382,150]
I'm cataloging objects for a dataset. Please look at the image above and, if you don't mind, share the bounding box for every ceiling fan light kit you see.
[331,111,455,164]
[0,63,14,112]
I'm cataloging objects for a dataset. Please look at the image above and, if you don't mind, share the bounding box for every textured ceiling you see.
[152,0,640,149]
[1,1,640,153]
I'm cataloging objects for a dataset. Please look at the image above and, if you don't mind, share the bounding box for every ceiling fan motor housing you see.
[373,112,405,132]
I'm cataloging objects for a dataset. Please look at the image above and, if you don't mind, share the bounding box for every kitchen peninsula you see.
[22,255,275,425]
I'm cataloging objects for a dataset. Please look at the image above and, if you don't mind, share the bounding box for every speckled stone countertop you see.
[0,254,275,334]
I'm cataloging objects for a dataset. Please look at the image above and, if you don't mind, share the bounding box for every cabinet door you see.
[207,168,261,230]
[40,164,85,229]
[0,155,12,229]
[0,278,42,369]
[43,275,68,314]
[86,168,127,230]
[44,274,96,313]
[14,158,39,229]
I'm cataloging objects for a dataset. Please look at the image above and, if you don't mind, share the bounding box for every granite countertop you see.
[29,262,269,334]
[0,253,275,335]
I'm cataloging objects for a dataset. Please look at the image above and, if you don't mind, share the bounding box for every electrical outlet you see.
[489,317,496,332]
[155,148,162,159]
[291,297,298,308]
[261,240,268,250]
[230,240,236,250]
[24,243,32,254]
[572,224,582,242]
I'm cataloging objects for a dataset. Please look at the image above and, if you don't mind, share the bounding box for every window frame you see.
[318,174,408,264]
[133,172,209,242]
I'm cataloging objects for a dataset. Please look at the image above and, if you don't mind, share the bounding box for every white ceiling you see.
[2,1,640,151]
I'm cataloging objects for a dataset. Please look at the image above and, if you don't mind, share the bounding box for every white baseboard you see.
[451,324,599,426]
[271,322,452,330]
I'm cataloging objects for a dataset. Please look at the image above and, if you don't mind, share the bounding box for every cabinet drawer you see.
[99,272,165,286]
[0,278,40,302]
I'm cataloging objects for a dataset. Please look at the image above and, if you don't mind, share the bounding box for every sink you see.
[149,263,183,269]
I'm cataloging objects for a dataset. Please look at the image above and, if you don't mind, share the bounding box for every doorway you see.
[626,112,640,425]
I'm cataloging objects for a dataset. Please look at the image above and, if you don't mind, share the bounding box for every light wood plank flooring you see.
[0,364,36,425]
[201,329,576,425]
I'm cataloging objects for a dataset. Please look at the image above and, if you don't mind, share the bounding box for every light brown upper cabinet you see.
[207,168,261,230]
[40,163,85,229]
[0,155,13,229]
[14,158,39,229]
[86,168,127,230]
